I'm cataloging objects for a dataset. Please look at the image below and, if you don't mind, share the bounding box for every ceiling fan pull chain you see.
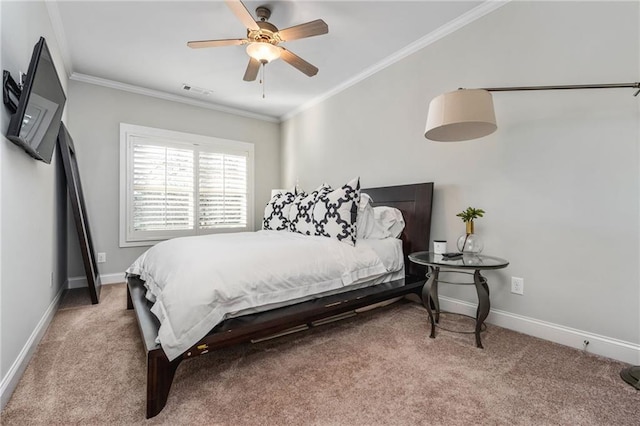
[261,62,266,99]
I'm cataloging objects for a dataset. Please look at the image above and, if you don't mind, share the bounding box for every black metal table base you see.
[430,311,488,334]
[421,268,490,348]
[620,365,640,389]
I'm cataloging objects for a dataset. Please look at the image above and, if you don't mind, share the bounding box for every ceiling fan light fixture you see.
[246,42,281,63]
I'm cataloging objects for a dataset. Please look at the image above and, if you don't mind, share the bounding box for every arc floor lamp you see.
[424,81,640,390]
[424,82,639,142]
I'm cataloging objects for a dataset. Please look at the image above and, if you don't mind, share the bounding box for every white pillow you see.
[356,193,375,239]
[367,206,405,239]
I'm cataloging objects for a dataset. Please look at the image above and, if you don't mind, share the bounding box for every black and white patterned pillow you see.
[289,184,331,235]
[263,191,296,231]
[312,177,360,246]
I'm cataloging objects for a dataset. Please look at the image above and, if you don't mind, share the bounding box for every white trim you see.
[119,123,255,247]
[438,296,640,365]
[44,0,73,78]
[69,73,279,123]
[67,272,125,290]
[0,285,65,410]
[280,0,510,121]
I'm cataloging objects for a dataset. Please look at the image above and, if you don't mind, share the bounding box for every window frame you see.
[119,123,254,248]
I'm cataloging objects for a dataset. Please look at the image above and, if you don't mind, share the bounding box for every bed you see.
[126,182,434,418]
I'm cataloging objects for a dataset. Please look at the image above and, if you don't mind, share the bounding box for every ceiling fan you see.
[187,0,329,82]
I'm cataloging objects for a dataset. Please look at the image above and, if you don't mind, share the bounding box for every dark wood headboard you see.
[363,182,434,277]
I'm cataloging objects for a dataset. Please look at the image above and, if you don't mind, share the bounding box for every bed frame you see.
[126,182,434,418]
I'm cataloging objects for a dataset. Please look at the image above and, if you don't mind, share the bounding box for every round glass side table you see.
[408,251,509,348]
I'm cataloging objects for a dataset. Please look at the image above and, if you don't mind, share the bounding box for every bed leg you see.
[127,283,133,310]
[146,350,181,418]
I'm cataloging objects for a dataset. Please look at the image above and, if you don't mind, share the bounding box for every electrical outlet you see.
[511,277,524,295]
[97,252,106,263]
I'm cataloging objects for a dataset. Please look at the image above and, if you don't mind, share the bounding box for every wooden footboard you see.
[127,275,425,418]
[127,279,181,418]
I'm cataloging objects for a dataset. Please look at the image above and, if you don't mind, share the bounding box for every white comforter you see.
[126,230,403,361]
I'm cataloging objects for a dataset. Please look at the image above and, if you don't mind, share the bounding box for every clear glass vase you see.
[456,220,484,253]
[457,233,484,253]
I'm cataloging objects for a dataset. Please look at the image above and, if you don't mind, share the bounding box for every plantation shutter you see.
[121,124,254,247]
[199,151,248,228]
[131,141,195,232]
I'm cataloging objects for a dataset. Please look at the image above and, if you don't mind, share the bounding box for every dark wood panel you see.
[365,182,433,276]
[58,123,101,304]
[127,275,424,357]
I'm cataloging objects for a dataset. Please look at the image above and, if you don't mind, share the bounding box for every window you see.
[120,123,254,247]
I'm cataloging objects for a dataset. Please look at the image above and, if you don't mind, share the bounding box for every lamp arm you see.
[473,82,640,96]
[425,81,640,142]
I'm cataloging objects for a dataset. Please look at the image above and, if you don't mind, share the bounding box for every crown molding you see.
[45,0,73,78]
[48,0,508,125]
[280,0,511,122]
[69,73,280,123]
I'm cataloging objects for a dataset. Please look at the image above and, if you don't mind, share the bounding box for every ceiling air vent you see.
[182,84,212,96]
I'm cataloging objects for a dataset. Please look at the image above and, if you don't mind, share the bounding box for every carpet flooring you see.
[1,283,638,425]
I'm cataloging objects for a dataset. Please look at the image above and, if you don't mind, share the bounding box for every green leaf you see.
[457,206,485,222]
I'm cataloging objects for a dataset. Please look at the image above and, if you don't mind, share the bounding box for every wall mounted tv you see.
[5,37,66,164]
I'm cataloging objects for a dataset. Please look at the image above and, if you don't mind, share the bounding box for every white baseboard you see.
[0,286,65,410]
[67,272,125,289]
[438,296,640,365]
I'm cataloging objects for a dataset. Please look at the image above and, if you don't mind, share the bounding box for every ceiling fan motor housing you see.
[255,6,271,21]
[248,21,280,44]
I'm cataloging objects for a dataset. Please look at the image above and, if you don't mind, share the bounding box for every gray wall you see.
[282,1,640,344]
[66,81,281,277]
[1,0,68,394]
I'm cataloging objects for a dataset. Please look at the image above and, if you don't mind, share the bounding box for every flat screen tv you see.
[6,37,66,164]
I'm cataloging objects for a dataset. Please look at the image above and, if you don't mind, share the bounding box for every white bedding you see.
[126,230,403,361]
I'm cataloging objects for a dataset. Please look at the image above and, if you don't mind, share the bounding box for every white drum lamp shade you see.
[424,89,497,142]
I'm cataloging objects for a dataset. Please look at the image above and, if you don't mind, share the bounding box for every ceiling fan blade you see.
[277,19,328,42]
[280,48,319,77]
[225,0,260,31]
[187,39,246,49]
[243,58,261,81]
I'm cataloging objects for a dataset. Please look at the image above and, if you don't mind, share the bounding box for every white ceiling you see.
[52,1,488,120]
